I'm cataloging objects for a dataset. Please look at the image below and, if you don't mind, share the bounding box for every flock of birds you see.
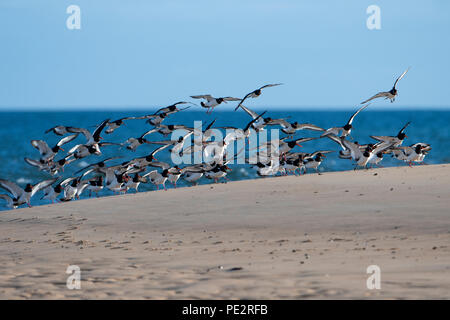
[0,67,432,210]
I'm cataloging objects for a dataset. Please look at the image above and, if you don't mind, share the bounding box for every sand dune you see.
[1,164,449,299]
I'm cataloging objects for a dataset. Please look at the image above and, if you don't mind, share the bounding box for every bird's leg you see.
[163,184,167,191]
[27,203,32,208]
[156,185,159,190]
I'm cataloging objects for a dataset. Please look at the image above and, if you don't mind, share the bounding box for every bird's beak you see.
[296,143,303,148]
[226,166,232,171]
[323,155,327,158]
[153,156,158,161]
[60,147,65,151]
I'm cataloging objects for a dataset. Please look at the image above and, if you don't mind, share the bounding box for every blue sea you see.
[0,109,449,210]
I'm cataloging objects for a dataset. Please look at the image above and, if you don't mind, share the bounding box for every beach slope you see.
[0,164,449,299]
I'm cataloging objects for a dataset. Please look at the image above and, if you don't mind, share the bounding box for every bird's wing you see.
[147,161,171,170]
[259,83,283,90]
[347,103,371,125]
[266,118,289,127]
[60,177,77,187]
[393,67,410,88]
[67,144,84,154]
[370,135,396,143]
[31,178,58,197]
[66,127,92,141]
[56,133,78,147]
[341,139,363,159]
[361,92,390,104]
[140,128,158,138]
[244,111,267,131]
[398,121,411,135]
[31,140,52,156]
[236,104,259,118]
[222,97,241,102]
[234,92,253,111]
[145,170,160,180]
[295,137,319,144]
[295,123,325,131]
[372,142,395,155]
[310,150,334,157]
[92,119,110,141]
[191,95,213,100]
[151,144,171,157]
[0,179,23,198]
[324,134,346,150]
[0,194,13,207]
[24,158,45,169]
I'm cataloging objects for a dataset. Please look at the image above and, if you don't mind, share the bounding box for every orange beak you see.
[296,143,302,148]
[60,147,65,151]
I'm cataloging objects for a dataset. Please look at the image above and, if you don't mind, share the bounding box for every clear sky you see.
[0,0,449,109]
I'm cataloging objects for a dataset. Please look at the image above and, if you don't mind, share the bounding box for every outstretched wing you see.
[31,178,58,197]
[347,103,370,125]
[0,179,23,198]
[393,67,410,89]
[56,134,78,147]
[236,104,259,118]
[92,119,110,142]
[361,92,390,104]
[259,83,283,90]
[31,140,52,156]
[191,95,213,101]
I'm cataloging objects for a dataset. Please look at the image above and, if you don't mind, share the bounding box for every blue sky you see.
[0,0,449,109]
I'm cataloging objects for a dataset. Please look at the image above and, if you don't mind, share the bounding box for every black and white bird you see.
[234,84,283,111]
[67,119,109,146]
[105,117,140,134]
[302,151,334,174]
[370,121,411,148]
[220,111,267,144]
[124,145,171,172]
[0,194,19,209]
[145,167,180,190]
[274,120,324,136]
[74,157,120,176]
[321,104,370,138]
[361,67,410,104]
[0,178,57,208]
[41,180,67,203]
[154,101,194,115]
[150,124,194,137]
[147,132,193,156]
[190,95,240,114]
[68,142,119,159]
[234,104,289,131]
[45,125,70,136]
[204,163,232,183]
[31,134,78,163]
[181,165,206,186]
[147,162,182,188]
[85,176,104,197]
[391,143,431,166]
[123,130,155,151]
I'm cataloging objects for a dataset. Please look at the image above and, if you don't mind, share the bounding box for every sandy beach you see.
[0,164,449,299]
